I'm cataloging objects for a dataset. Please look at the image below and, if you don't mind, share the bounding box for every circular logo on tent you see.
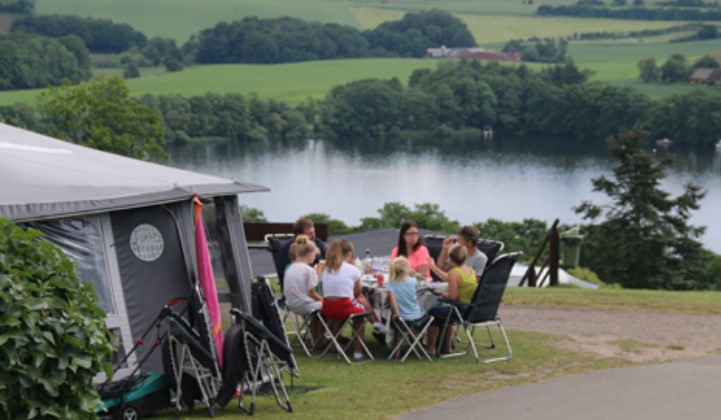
[130,224,164,262]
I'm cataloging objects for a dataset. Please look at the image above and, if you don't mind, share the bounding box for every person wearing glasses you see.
[390,221,431,280]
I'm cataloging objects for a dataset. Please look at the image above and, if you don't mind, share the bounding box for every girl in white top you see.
[283,235,326,347]
[284,235,322,314]
[320,239,383,359]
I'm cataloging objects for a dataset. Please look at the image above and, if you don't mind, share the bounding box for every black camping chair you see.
[251,278,298,372]
[264,234,294,298]
[436,252,521,364]
[161,290,222,417]
[222,308,295,415]
[476,239,504,274]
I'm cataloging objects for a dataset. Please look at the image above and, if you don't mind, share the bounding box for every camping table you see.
[416,281,449,312]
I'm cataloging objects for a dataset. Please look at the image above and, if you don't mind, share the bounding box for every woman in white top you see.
[321,239,382,359]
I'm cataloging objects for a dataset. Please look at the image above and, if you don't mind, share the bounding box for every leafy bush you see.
[0,218,113,418]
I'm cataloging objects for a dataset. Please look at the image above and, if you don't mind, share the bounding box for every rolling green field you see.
[3,36,721,106]
[0,0,716,106]
[36,0,684,45]
[0,59,441,106]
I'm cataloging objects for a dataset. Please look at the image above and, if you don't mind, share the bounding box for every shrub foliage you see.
[0,218,112,419]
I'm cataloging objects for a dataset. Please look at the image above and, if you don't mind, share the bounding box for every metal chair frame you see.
[388,315,435,363]
[436,252,521,364]
[230,309,295,415]
[317,311,375,365]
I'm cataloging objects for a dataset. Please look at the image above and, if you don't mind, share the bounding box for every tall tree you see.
[660,54,689,83]
[637,57,660,82]
[575,128,709,289]
[36,77,166,159]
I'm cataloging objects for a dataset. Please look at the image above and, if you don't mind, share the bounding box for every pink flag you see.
[194,195,224,366]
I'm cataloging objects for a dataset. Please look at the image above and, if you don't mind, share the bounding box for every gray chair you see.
[437,252,521,363]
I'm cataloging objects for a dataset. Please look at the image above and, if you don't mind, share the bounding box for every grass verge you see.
[504,286,721,314]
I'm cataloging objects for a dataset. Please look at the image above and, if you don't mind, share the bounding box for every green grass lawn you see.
[151,285,719,419]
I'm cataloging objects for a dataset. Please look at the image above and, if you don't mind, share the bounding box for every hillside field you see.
[35,0,678,44]
[0,0,716,105]
[0,59,440,106]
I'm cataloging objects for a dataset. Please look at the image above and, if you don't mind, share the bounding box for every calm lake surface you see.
[169,137,721,254]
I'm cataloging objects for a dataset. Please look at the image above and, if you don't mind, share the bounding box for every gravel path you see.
[501,305,721,362]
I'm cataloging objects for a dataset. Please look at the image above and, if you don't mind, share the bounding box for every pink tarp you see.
[194,196,224,366]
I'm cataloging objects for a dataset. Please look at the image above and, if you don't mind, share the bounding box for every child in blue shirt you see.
[387,256,426,322]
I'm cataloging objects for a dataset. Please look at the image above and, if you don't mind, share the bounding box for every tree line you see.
[0,34,91,90]
[3,60,721,147]
[0,0,32,14]
[11,14,148,53]
[538,4,721,20]
[192,9,475,64]
[9,9,474,69]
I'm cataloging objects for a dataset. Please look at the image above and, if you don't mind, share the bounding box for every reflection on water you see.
[167,137,721,253]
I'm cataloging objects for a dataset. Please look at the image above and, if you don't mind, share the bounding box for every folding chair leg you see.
[317,313,374,365]
[389,317,434,363]
[467,320,513,364]
[285,310,314,357]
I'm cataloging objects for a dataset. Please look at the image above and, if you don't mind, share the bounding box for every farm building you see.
[689,67,721,84]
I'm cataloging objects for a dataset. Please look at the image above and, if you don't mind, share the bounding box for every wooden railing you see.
[518,219,560,287]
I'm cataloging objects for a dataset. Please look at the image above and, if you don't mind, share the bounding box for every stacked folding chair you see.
[225,308,296,415]
[162,309,222,417]
[437,252,521,364]
[388,315,435,363]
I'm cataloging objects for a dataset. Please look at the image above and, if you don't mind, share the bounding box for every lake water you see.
[169,137,721,254]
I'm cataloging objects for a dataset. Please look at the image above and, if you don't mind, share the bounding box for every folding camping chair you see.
[284,308,324,356]
[476,240,504,276]
[436,252,521,364]
[317,310,375,365]
[224,308,296,415]
[264,233,294,299]
[162,310,222,417]
[388,315,435,363]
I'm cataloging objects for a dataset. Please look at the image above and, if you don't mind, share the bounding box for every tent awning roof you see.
[0,123,269,221]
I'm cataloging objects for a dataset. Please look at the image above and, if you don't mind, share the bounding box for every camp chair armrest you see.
[438,297,471,310]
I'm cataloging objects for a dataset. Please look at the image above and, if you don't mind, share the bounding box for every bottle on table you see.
[363,249,373,274]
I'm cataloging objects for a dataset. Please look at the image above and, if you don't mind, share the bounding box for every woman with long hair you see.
[390,221,431,280]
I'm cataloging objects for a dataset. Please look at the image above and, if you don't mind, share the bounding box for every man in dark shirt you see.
[277,218,328,292]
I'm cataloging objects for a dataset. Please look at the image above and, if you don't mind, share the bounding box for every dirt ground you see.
[501,305,721,362]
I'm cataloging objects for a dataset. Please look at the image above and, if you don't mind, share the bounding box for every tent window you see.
[26,219,115,315]
[201,201,230,291]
